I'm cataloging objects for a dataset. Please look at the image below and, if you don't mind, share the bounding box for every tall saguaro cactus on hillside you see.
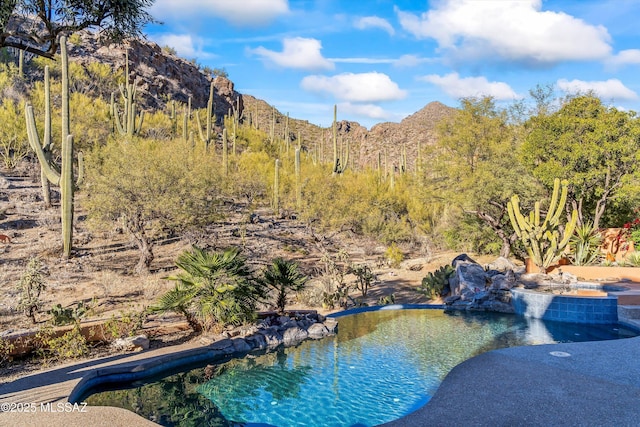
[294,147,301,211]
[196,81,215,149]
[35,65,54,208]
[112,50,144,137]
[332,105,348,175]
[507,178,578,273]
[273,159,281,217]
[25,36,82,258]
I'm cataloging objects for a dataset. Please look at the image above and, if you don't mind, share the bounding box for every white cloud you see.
[301,72,407,103]
[354,16,395,35]
[419,73,520,100]
[393,54,434,68]
[154,33,209,58]
[608,49,640,68]
[557,78,638,100]
[248,37,334,71]
[151,0,289,26]
[340,102,392,121]
[330,55,435,67]
[331,57,394,64]
[396,0,611,65]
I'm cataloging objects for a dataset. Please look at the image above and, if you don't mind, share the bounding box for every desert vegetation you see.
[1,31,640,369]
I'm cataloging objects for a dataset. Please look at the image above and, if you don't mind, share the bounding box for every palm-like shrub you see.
[151,247,266,332]
[260,258,307,314]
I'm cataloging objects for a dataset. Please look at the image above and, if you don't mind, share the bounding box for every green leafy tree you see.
[522,95,640,229]
[260,258,307,313]
[85,138,220,274]
[1,0,156,59]
[151,247,267,332]
[421,97,541,257]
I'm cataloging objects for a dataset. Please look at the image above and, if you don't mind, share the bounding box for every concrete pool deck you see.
[1,319,640,426]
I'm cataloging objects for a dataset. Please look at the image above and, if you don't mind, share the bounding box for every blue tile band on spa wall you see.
[511,288,618,324]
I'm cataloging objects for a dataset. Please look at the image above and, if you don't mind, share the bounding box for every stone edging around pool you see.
[68,312,338,404]
[69,305,445,404]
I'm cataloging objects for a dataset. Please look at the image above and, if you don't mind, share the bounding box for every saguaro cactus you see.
[273,159,280,216]
[196,81,214,148]
[112,50,144,137]
[332,105,348,175]
[295,147,301,211]
[507,178,578,273]
[25,36,81,258]
[222,128,229,176]
[35,65,54,208]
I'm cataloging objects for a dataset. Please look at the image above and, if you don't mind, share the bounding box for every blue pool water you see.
[84,309,638,427]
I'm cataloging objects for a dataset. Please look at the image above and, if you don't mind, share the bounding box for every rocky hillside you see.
[67,31,241,125]
[32,31,455,168]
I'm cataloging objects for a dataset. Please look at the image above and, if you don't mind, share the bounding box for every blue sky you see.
[145,0,640,129]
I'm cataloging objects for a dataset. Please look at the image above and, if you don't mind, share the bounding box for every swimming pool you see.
[83,309,638,426]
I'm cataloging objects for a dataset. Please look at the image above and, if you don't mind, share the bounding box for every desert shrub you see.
[417,265,455,299]
[142,109,175,140]
[0,97,28,169]
[36,325,89,361]
[101,310,146,340]
[439,211,503,255]
[161,45,177,56]
[378,293,396,305]
[48,302,89,326]
[227,151,272,204]
[0,338,15,367]
[17,257,47,324]
[69,93,111,149]
[350,263,376,298]
[624,252,640,267]
[296,280,326,308]
[85,137,222,274]
[314,250,352,309]
[384,243,404,268]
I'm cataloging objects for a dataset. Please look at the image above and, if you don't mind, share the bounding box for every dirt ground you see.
[0,161,497,381]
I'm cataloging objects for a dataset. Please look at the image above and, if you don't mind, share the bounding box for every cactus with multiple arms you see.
[112,50,144,137]
[196,81,214,148]
[507,178,578,273]
[25,36,82,258]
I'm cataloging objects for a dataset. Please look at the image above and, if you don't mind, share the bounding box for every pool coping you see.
[1,305,640,426]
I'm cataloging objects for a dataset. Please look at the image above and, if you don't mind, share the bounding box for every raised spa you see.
[81,308,638,427]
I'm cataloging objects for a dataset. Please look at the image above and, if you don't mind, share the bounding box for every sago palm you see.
[261,258,307,313]
[151,246,266,331]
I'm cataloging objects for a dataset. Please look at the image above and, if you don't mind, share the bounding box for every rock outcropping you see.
[67,31,242,122]
[444,255,520,313]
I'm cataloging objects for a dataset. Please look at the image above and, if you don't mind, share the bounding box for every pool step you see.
[618,305,640,320]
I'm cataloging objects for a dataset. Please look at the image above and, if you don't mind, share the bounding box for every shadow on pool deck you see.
[1,318,640,426]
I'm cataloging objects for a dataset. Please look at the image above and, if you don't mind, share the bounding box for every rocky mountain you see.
[41,31,455,168]
[240,97,455,171]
